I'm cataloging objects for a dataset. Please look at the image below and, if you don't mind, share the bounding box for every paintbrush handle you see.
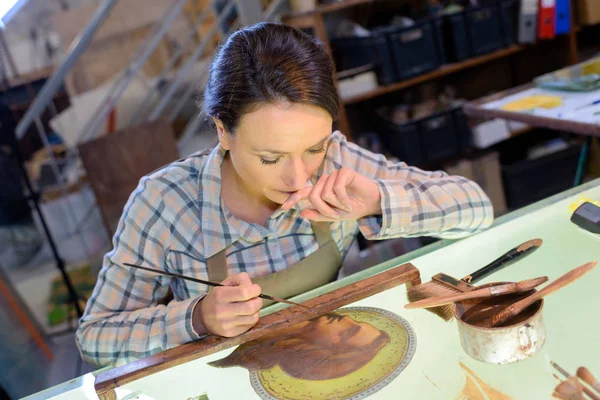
[486,261,597,328]
[125,262,223,287]
[553,362,600,400]
[405,286,502,309]
[577,367,600,395]
[123,262,278,302]
[463,239,543,284]
[553,377,586,400]
[405,277,547,309]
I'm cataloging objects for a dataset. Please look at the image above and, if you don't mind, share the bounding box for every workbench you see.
[26,178,600,400]
[464,81,600,186]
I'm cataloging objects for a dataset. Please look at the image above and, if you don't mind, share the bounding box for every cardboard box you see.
[576,0,600,26]
[445,152,508,215]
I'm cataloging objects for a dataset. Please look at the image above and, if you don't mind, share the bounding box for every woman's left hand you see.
[281,167,382,221]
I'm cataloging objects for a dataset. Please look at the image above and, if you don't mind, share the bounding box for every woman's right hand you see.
[192,272,263,337]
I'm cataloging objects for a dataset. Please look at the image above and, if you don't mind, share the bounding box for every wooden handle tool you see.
[552,361,600,400]
[483,261,597,328]
[407,238,543,321]
[405,276,548,309]
[431,238,545,290]
[577,367,600,396]
[553,377,586,400]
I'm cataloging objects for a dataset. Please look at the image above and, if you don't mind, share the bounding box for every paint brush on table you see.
[552,361,600,400]
[578,368,600,396]
[123,262,309,309]
[553,377,586,400]
[404,276,548,310]
[406,238,543,321]
[483,261,597,328]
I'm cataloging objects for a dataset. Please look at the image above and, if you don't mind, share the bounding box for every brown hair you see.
[209,314,390,380]
[203,22,340,134]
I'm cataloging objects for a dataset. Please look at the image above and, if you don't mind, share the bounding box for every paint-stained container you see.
[454,284,546,364]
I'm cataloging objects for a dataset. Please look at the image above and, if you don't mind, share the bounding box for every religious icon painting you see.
[209,307,416,399]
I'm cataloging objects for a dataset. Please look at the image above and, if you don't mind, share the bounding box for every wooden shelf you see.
[283,0,583,137]
[342,45,527,105]
[283,0,379,20]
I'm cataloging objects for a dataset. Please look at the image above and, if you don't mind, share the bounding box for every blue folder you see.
[555,0,571,35]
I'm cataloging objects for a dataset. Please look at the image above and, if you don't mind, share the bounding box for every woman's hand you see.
[193,273,262,337]
[281,167,382,221]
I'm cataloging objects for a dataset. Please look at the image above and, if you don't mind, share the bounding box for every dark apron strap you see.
[206,248,228,283]
[206,221,333,282]
[311,221,332,247]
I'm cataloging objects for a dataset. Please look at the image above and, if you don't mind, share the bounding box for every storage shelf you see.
[342,45,526,105]
[283,0,380,20]
[283,0,584,137]
[7,66,55,88]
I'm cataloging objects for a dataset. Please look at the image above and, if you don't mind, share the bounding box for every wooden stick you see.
[554,377,585,400]
[404,277,548,309]
[0,273,53,361]
[95,262,420,400]
[578,368,600,396]
[484,261,597,328]
[552,361,600,400]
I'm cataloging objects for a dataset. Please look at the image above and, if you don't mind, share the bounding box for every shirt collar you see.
[199,145,240,258]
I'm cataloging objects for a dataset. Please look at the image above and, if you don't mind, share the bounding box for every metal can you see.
[454,286,546,364]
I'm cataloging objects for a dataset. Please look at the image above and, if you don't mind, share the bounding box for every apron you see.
[207,221,342,307]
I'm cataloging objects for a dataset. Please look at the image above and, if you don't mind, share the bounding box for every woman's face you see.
[216,102,333,205]
[300,314,382,348]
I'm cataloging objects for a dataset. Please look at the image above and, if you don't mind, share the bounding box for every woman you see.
[76,22,493,367]
[209,313,390,380]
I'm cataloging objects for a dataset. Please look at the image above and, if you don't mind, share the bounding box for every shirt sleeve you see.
[328,132,494,240]
[75,177,203,367]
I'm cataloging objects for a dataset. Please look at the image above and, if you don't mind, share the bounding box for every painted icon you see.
[210,307,416,399]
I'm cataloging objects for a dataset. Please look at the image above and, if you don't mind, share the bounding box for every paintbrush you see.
[483,261,597,328]
[407,238,543,321]
[578,368,600,396]
[553,377,586,400]
[552,361,600,400]
[123,262,309,309]
[404,276,548,310]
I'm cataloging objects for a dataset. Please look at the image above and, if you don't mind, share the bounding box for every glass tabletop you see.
[25,178,600,400]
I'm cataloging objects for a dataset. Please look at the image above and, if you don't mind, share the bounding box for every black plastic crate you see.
[452,107,473,150]
[502,145,581,209]
[372,106,470,165]
[331,32,397,85]
[444,12,471,62]
[372,110,424,166]
[499,0,520,46]
[418,110,460,162]
[465,2,506,56]
[385,17,447,80]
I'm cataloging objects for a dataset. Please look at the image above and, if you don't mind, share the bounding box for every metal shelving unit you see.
[10,0,288,321]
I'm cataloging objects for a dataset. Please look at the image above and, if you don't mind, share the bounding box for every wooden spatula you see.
[404,277,548,309]
[482,261,597,328]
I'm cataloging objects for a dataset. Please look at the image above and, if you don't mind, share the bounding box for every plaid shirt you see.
[76,131,493,367]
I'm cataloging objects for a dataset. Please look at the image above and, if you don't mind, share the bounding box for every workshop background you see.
[0,1,599,398]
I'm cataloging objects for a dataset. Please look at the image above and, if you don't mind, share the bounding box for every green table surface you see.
[25,178,600,400]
